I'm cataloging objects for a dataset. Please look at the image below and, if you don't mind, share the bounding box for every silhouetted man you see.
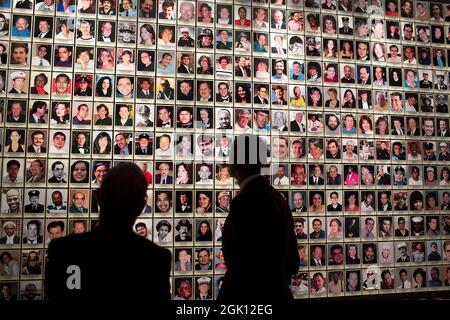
[45,163,171,302]
[217,134,299,302]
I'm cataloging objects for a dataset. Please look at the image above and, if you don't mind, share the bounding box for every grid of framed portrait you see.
[0,0,450,300]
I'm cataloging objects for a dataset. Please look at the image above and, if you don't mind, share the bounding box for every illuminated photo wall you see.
[0,0,450,300]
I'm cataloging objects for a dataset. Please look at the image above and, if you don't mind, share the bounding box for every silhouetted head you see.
[99,163,148,229]
[229,134,269,184]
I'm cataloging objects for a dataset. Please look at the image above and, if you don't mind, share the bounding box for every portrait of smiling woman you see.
[92,131,112,154]
[70,160,89,183]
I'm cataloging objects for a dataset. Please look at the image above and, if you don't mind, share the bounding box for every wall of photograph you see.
[0,0,450,300]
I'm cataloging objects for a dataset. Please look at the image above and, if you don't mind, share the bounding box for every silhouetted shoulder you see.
[46,231,171,302]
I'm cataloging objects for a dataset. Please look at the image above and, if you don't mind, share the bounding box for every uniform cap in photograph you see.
[180,27,190,33]
[11,71,26,81]
[412,216,423,223]
[197,277,211,285]
[138,133,150,140]
[424,142,433,150]
[426,167,434,172]
[397,242,407,249]
[28,190,40,197]
[79,75,89,83]
[440,142,447,147]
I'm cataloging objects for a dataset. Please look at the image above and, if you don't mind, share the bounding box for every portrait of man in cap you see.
[195,276,212,299]
[339,16,353,35]
[135,133,152,155]
[175,219,192,241]
[216,191,230,214]
[396,242,410,262]
[24,190,45,213]
[9,71,27,94]
[74,75,92,96]
[177,27,194,47]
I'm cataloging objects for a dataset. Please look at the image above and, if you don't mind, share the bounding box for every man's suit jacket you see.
[6,114,26,123]
[177,65,193,73]
[0,235,20,244]
[234,66,251,77]
[216,147,230,157]
[136,89,153,99]
[309,176,324,185]
[28,113,46,124]
[69,205,89,214]
[23,235,43,244]
[271,47,287,54]
[113,143,132,155]
[27,145,47,153]
[218,176,299,302]
[45,228,171,301]
[407,129,420,136]
[97,31,115,42]
[154,174,173,184]
[433,57,446,66]
[176,203,192,213]
[115,119,133,126]
[24,204,45,213]
[290,120,305,132]
[253,96,269,104]
[71,146,90,154]
[310,257,326,266]
[271,22,286,29]
[438,130,450,137]
[327,204,343,212]
[48,176,66,183]
[378,203,392,211]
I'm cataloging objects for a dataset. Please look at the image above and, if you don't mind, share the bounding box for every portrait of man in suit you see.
[69,191,88,214]
[34,17,53,39]
[23,220,43,244]
[176,191,192,213]
[136,78,154,100]
[154,162,173,184]
[253,85,269,105]
[271,35,286,55]
[113,133,132,155]
[271,9,286,29]
[309,164,325,185]
[71,132,90,154]
[234,56,251,78]
[310,245,325,266]
[97,21,115,42]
